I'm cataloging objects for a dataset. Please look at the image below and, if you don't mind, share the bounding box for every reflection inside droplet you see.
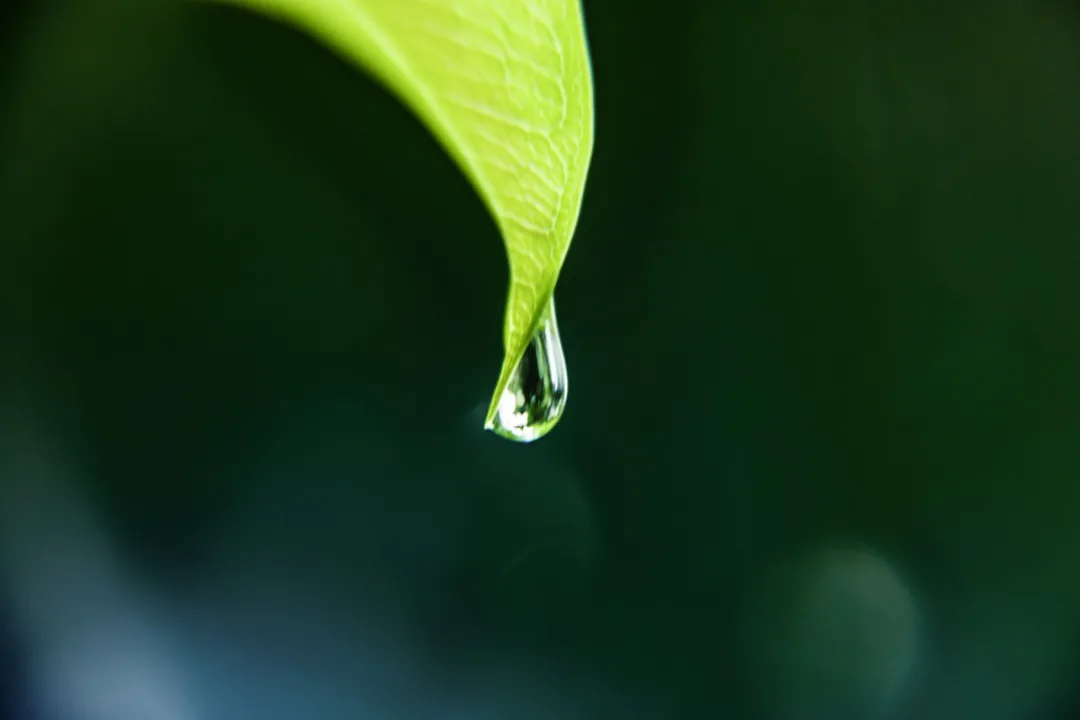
[486,298,567,443]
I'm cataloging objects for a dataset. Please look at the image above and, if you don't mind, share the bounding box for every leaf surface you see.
[216,0,595,433]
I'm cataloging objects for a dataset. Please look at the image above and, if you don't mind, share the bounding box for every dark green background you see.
[4,1,1080,718]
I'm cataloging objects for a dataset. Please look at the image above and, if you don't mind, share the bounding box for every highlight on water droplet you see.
[485,298,568,443]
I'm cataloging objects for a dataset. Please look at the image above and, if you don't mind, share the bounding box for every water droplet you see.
[486,298,568,443]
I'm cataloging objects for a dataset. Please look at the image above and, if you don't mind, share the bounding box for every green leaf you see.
[215,0,595,438]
